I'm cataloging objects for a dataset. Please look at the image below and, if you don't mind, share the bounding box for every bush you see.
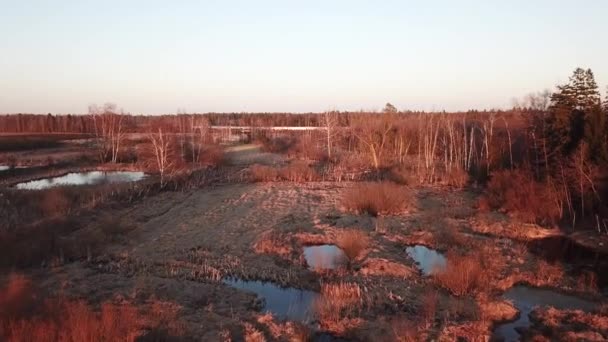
[342,182,413,216]
[483,169,562,225]
[0,274,180,342]
[278,161,317,182]
[336,229,369,261]
[314,282,363,325]
[433,251,490,296]
[250,164,279,182]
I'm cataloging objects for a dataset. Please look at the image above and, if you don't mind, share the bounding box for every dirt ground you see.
[6,145,608,341]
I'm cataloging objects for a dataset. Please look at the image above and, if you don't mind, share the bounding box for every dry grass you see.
[278,162,317,182]
[314,282,363,330]
[342,182,413,216]
[250,164,279,182]
[527,307,608,341]
[358,258,414,278]
[243,322,266,342]
[433,251,491,296]
[336,229,370,262]
[0,273,182,342]
[250,162,317,182]
[391,320,425,342]
[253,231,291,257]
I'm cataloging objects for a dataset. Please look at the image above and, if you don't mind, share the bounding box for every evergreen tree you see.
[547,68,601,158]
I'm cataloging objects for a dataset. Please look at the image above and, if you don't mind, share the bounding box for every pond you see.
[223,278,319,322]
[15,171,146,190]
[405,245,447,275]
[0,165,9,171]
[303,245,347,270]
[492,286,596,341]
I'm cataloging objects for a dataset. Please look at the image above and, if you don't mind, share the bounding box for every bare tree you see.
[90,103,125,163]
[352,111,396,169]
[190,115,210,164]
[147,127,176,187]
[323,110,339,159]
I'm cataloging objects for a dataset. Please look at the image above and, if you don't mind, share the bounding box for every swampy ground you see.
[2,142,608,341]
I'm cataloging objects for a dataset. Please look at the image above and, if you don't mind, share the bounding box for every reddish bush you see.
[342,182,413,216]
[483,169,562,225]
[250,164,279,182]
[278,162,318,182]
[433,252,489,296]
[0,274,179,342]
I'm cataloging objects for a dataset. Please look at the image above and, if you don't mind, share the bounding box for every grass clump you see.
[342,182,412,216]
[336,229,369,262]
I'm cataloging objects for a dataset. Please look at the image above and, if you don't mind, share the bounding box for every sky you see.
[1,0,607,114]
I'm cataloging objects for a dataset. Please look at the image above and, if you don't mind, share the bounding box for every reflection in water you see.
[492,286,596,341]
[15,171,146,190]
[223,279,318,322]
[406,245,447,275]
[303,245,347,270]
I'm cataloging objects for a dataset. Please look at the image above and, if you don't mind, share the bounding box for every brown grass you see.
[0,274,183,342]
[314,282,363,327]
[253,231,291,257]
[342,181,413,216]
[433,251,490,296]
[278,161,317,182]
[250,162,317,182]
[336,229,370,262]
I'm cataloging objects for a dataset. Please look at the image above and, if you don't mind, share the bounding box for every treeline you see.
[0,109,525,134]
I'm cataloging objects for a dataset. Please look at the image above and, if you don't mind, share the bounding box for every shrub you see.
[342,182,413,216]
[433,251,489,296]
[278,162,317,182]
[250,164,279,182]
[483,169,562,225]
[0,274,177,342]
[336,229,369,261]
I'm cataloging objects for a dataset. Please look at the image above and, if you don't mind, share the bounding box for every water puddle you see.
[14,171,146,190]
[492,286,596,341]
[303,245,347,270]
[223,278,319,321]
[406,245,447,275]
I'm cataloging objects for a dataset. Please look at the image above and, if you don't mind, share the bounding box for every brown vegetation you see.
[482,169,562,225]
[314,282,364,331]
[342,182,413,216]
[249,162,317,182]
[336,229,370,262]
[0,273,180,342]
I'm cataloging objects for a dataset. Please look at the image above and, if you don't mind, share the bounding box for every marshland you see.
[3,2,608,341]
[2,75,608,341]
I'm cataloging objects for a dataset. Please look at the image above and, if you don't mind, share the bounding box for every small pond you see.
[405,245,447,275]
[303,245,347,270]
[15,171,146,190]
[223,278,319,322]
[492,286,597,341]
[0,165,9,171]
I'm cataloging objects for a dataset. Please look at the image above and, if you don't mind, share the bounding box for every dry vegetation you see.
[336,229,370,262]
[1,68,608,341]
[342,182,413,216]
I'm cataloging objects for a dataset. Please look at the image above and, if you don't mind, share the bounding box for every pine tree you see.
[546,68,602,157]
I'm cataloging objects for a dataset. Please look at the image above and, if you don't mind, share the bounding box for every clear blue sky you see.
[1,0,607,114]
